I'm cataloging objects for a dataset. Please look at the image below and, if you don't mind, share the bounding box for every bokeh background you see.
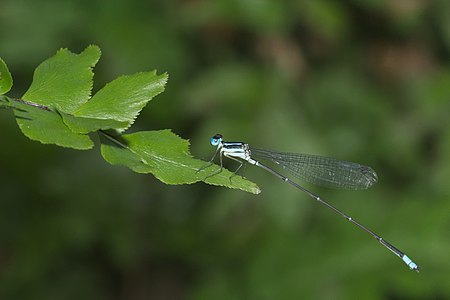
[1,0,449,299]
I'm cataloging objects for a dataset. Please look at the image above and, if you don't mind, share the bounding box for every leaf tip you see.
[0,56,13,95]
[83,44,102,64]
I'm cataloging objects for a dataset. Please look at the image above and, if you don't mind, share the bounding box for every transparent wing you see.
[250,148,378,190]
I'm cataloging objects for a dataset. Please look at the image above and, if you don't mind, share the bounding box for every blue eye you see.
[211,138,219,146]
[210,134,223,146]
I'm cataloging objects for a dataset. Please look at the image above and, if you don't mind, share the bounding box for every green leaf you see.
[0,57,13,95]
[0,95,11,108]
[60,111,129,134]
[73,71,167,129]
[12,100,93,150]
[22,45,101,113]
[100,130,260,194]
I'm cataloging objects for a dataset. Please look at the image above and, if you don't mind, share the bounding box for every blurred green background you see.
[1,0,449,299]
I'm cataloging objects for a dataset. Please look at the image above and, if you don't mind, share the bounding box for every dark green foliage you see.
[1,1,449,299]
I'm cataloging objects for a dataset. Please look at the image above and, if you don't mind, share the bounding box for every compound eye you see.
[210,137,220,146]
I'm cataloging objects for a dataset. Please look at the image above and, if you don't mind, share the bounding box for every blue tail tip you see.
[403,255,420,272]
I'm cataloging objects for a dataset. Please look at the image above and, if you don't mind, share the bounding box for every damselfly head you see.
[210,134,223,146]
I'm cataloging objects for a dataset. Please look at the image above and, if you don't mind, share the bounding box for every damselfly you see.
[198,134,419,272]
